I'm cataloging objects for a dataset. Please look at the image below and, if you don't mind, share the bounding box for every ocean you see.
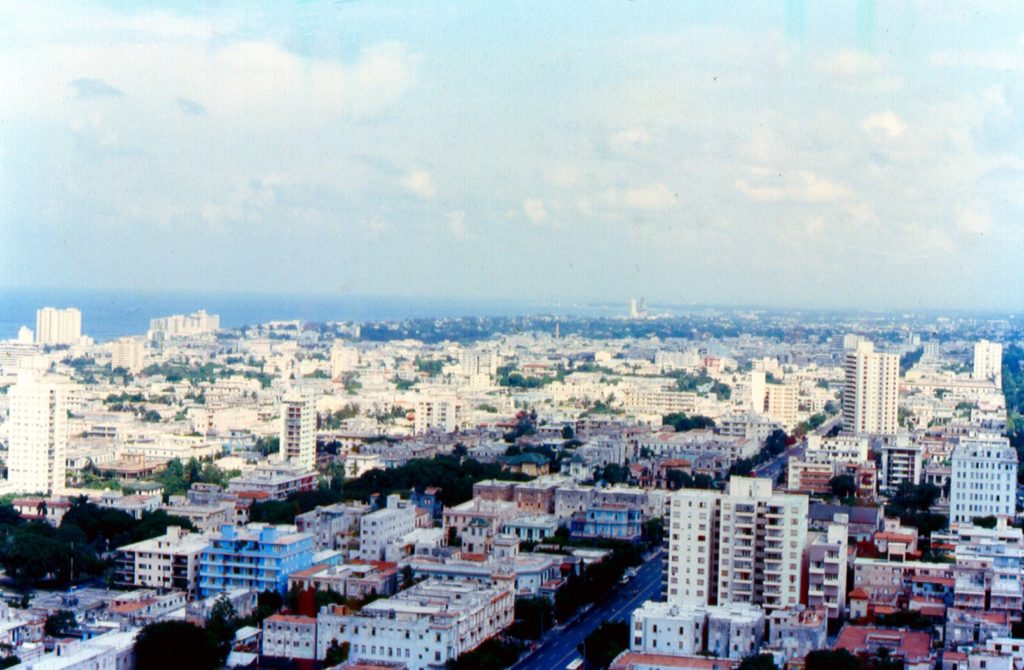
[0,288,619,343]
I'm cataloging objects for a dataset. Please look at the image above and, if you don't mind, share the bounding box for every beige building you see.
[843,341,899,435]
[665,477,808,613]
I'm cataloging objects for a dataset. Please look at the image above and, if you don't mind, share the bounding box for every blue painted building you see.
[570,504,643,541]
[199,523,314,597]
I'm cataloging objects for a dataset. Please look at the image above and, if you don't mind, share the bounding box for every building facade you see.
[950,434,1018,526]
[6,373,70,495]
[843,341,899,435]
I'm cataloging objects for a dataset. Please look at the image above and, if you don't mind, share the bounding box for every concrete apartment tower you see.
[842,340,899,435]
[664,476,808,613]
[6,373,69,494]
[279,389,316,471]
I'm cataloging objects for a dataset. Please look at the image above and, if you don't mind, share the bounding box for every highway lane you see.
[511,550,663,670]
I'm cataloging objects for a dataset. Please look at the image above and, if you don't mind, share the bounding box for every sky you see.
[2,1,1023,311]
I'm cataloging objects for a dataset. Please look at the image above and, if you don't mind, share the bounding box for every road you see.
[511,550,663,670]
[752,415,840,481]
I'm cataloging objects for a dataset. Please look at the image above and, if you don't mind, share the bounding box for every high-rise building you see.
[148,310,220,338]
[35,307,81,345]
[843,341,899,435]
[278,390,315,471]
[949,434,1017,526]
[664,476,807,613]
[973,340,1003,384]
[329,343,360,379]
[459,348,496,378]
[413,396,465,435]
[110,337,146,374]
[804,514,849,619]
[6,373,70,494]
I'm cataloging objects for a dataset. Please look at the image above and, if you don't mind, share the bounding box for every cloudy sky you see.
[2,1,1023,310]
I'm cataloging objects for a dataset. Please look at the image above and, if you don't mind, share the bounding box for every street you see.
[510,550,663,670]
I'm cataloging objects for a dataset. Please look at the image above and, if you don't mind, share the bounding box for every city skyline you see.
[3,2,1024,309]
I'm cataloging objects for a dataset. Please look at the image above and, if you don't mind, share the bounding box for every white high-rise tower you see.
[6,374,70,494]
[973,340,1003,385]
[35,307,81,345]
[843,340,899,435]
[278,390,315,471]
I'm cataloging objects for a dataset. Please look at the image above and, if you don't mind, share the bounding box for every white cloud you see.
[861,111,907,139]
[958,203,991,236]
[931,49,1024,71]
[735,170,853,203]
[609,127,651,152]
[446,210,468,239]
[400,170,435,200]
[523,198,548,224]
[818,49,881,78]
[624,182,677,210]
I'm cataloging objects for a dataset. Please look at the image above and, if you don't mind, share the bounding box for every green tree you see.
[581,621,629,669]
[134,621,220,670]
[740,654,779,670]
[829,475,857,499]
[44,610,77,637]
[805,649,864,670]
[324,640,350,666]
[206,595,239,661]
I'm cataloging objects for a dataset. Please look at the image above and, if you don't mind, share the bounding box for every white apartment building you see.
[804,515,849,619]
[279,390,315,470]
[843,341,899,435]
[805,434,869,463]
[621,388,698,415]
[359,494,417,561]
[460,348,497,377]
[665,477,807,613]
[316,579,514,670]
[764,383,799,428]
[148,310,220,337]
[879,436,923,490]
[330,343,360,379]
[950,434,1018,526]
[630,600,766,660]
[413,396,465,435]
[110,337,146,374]
[35,307,81,345]
[263,613,318,661]
[973,340,1003,384]
[6,373,70,494]
[114,526,209,597]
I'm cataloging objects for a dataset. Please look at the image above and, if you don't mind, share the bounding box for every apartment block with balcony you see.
[804,515,849,619]
[199,523,314,597]
[115,526,209,598]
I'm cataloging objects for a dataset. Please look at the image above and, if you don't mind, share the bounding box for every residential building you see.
[664,477,807,612]
[110,337,146,374]
[360,495,417,561]
[879,436,923,491]
[629,600,765,660]
[262,613,318,661]
[227,463,319,500]
[6,373,70,495]
[316,579,514,670]
[413,397,465,435]
[833,625,935,670]
[115,526,209,597]
[331,343,361,379]
[950,434,1017,526]
[148,310,220,337]
[973,340,1003,385]
[804,515,849,619]
[843,341,899,435]
[199,523,314,596]
[279,389,316,471]
[570,504,643,541]
[35,307,81,345]
[766,607,828,663]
